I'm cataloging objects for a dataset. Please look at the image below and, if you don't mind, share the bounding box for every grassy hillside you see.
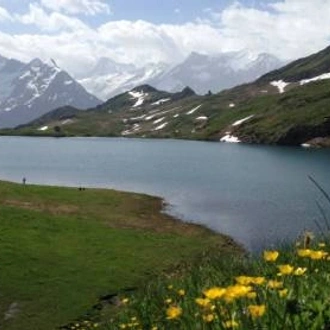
[2,78,330,147]
[0,181,240,330]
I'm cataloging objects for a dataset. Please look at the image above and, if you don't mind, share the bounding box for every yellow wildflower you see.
[235,276,252,285]
[263,250,279,262]
[151,327,158,330]
[267,280,283,289]
[119,324,127,329]
[297,249,311,257]
[247,291,257,299]
[319,242,326,248]
[310,250,328,260]
[224,285,252,302]
[166,306,182,320]
[279,289,288,298]
[277,264,294,275]
[195,298,211,307]
[178,289,185,296]
[202,314,215,323]
[252,277,266,285]
[235,276,265,286]
[293,267,307,276]
[121,298,129,304]
[223,320,239,328]
[248,304,266,318]
[203,287,226,300]
[165,298,172,304]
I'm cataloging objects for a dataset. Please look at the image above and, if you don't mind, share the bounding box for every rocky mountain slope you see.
[5,45,330,147]
[0,55,101,128]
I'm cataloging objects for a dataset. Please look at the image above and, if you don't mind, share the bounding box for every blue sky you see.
[2,0,278,25]
[0,0,329,77]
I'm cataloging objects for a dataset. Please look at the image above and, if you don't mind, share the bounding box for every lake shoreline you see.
[1,132,330,148]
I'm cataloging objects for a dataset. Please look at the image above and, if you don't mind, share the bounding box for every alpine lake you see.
[1,136,329,251]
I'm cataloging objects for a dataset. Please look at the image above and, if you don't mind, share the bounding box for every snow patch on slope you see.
[220,135,241,143]
[300,72,330,85]
[154,122,168,131]
[270,80,289,94]
[129,90,148,107]
[151,98,170,105]
[232,115,254,126]
[186,104,202,115]
[38,125,48,131]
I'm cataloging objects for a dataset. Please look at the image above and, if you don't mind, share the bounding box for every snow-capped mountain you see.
[78,51,284,100]
[150,51,285,95]
[0,56,101,128]
[78,58,168,101]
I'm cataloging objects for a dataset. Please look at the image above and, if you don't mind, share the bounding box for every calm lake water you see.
[0,136,329,251]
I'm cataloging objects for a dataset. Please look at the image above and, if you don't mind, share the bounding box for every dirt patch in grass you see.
[3,199,79,215]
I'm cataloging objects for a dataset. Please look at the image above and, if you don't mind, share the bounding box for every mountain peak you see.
[180,86,196,96]
[29,58,44,67]
[131,84,158,93]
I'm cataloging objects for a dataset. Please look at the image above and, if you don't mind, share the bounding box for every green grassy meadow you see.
[0,181,240,330]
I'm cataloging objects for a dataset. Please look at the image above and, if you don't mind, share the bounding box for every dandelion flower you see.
[277,264,294,275]
[252,277,266,285]
[297,249,311,257]
[310,250,328,260]
[223,320,239,328]
[203,287,226,300]
[235,276,265,286]
[293,267,307,276]
[248,304,266,318]
[202,314,215,323]
[279,289,288,298]
[178,289,185,296]
[263,250,279,262]
[235,276,252,285]
[224,285,252,302]
[195,298,211,307]
[247,291,257,299]
[267,280,283,289]
[166,306,182,320]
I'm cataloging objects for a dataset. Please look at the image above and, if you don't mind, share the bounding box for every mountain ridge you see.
[0,55,101,128]
[3,45,330,147]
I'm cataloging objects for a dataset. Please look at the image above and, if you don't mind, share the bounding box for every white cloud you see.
[17,3,89,32]
[211,0,330,60]
[1,0,330,78]
[40,0,111,16]
[0,6,12,22]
